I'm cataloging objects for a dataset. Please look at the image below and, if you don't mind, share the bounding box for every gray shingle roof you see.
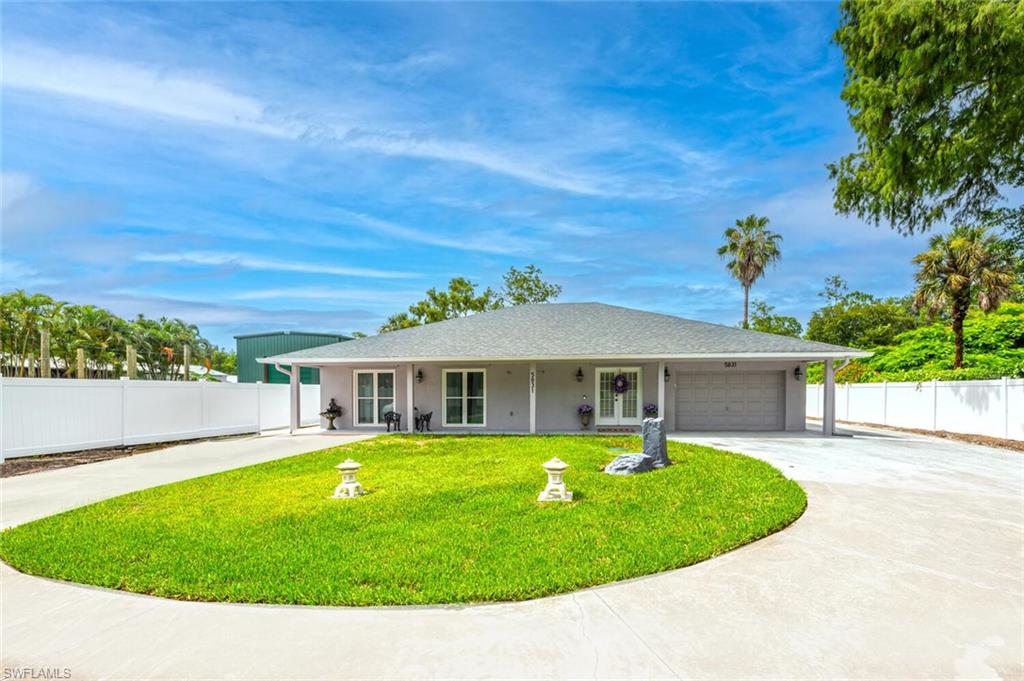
[259,303,868,364]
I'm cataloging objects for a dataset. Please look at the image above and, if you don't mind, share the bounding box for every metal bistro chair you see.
[383,410,402,432]
[414,409,433,433]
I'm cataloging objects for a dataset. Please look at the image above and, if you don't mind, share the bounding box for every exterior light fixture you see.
[664,366,671,382]
[794,366,803,381]
[416,369,424,383]
[538,457,573,502]
[575,367,584,382]
[332,459,365,498]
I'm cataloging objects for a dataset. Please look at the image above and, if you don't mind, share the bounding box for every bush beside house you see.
[808,303,1024,383]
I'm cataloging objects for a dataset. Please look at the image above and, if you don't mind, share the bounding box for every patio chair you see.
[416,411,433,433]
[384,411,401,432]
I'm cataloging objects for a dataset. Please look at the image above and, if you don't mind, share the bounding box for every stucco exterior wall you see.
[317,359,808,433]
[318,363,411,431]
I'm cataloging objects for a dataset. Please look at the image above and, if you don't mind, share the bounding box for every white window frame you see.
[352,369,397,427]
[441,368,487,427]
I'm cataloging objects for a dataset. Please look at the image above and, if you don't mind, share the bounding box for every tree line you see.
[717,215,1020,371]
[0,291,235,379]
[378,264,562,333]
[715,0,1023,372]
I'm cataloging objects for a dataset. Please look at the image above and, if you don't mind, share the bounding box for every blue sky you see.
[2,2,934,347]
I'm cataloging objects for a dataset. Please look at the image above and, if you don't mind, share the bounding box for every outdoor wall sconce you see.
[332,459,365,499]
[575,367,584,382]
[794,366,803,381]
[416,369,424,383]
[664,366,671,382]
[538,457,573,502]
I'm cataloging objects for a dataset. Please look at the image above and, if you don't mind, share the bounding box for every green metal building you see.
[235,331,351,384]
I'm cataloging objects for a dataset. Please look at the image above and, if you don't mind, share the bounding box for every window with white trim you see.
[443,369,486,426]
[353,370,396,425]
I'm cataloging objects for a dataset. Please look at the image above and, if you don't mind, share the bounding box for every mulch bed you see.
[837,420,1024,453]
[2,434,248,478]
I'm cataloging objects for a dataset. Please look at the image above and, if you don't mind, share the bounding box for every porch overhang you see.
[257,351,872,366]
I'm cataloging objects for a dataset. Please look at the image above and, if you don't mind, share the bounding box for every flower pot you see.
[579,414,591,429]
[325,416,337,431]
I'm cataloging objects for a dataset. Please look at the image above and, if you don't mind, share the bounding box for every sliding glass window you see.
[354,370,395,425]
[442,369,485,426]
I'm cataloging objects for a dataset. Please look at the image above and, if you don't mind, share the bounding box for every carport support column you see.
[406,364,414,433]
[529,363,537,434]
[822,359,835,436]
[289,364,301,435]
[657,361,666,421]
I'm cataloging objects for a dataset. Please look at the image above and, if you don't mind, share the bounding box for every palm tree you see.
[912,225,1016,368]
[717,215,783,328]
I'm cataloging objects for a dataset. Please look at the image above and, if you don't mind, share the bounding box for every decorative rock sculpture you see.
[641,417,670,469]
[332,459,365,498]
[538,457,573,502]
[604,417,670,475]
[604,452,656,475]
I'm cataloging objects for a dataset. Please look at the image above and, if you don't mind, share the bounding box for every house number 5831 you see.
[723,361,737,368]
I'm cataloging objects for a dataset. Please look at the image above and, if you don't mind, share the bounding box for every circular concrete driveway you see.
[1,426,1021,679]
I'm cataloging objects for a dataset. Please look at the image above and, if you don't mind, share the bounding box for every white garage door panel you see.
[675,372,784,431]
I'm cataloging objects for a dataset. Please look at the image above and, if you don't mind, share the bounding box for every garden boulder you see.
[642,417,670,469]
[604,417,670,475]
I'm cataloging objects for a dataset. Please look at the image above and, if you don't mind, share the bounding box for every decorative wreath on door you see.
[612,373,631,394]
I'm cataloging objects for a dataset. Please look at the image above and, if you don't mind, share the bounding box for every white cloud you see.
[3,44,297,138]
[1,171,109,239]
[332,209,535,255]
[338,128,609,197]
[230,286,420,304]
[0,259,60,288]
[2,42,723,200]
[134,251,417,279]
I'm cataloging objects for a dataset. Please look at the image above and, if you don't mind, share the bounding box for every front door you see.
[596,367,643,426]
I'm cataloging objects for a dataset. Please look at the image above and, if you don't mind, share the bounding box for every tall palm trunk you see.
[742,285,750,329]
[952,297,967,369]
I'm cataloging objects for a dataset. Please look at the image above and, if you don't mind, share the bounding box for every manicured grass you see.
[0,435,805,606]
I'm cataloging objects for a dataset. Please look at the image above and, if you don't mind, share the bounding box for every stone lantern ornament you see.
[538,457,573,502]
[332,459,365,498]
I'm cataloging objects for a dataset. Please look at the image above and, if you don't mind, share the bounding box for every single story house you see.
[259,303,869,436]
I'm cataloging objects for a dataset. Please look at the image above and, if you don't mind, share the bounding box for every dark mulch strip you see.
[2,434,250,478]
[837,420,1024,453]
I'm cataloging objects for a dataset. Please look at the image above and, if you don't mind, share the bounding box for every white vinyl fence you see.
[0,378,321,460]
[807,377,1023,440]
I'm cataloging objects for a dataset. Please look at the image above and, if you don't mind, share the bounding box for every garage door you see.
[675,372,784,431]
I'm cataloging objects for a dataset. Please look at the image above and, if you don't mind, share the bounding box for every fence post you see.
[40,330,50,379]
[76,348,86,379]
[256,382,262,434]
[200,379,207,432]
[126,346,137,380]
[1004,376,1010,439]
[845,383,851,421]
[932,378,939,431]
[0,378,5,463]
[882,381,888,426]
[121,380,128,447]
[183,346,191,381]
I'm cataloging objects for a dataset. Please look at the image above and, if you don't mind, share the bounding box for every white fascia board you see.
[258,350,872,365]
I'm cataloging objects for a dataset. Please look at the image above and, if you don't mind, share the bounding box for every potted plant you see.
[320,398,343,430]
[644,403,658,418]
[577,403,594,429]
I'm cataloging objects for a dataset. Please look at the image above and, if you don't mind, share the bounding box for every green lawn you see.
[0,435,805,606]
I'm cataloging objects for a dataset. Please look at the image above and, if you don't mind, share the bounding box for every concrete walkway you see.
[1,426,1021,679]
[1,428,371,529]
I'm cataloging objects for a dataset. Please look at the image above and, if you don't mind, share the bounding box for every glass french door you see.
[595,368,642,426]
